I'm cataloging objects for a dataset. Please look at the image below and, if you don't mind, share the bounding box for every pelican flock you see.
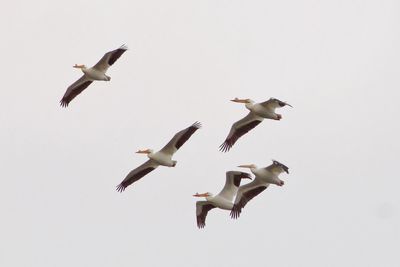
[116,122,201,192]
[60,45,128,107]
[60,45,294,229]
[193,171,252,228]
[220,97,292,152]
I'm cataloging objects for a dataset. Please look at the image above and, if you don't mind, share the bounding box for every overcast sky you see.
[1,0,399,266]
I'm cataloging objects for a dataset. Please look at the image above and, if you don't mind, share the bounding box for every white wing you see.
[116,160,159,192]
[159,122,201,156]
[230,178,269,219]
[92,45,128,73]
[217,171,251,201]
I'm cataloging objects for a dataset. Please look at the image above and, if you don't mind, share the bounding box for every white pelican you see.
[60,45,128,107]
[230,160,289,219]
[193,171,252,228]
[219,97,292,152]
[116,122,201,192]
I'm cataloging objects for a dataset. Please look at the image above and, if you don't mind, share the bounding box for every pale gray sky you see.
[1,0,399,266]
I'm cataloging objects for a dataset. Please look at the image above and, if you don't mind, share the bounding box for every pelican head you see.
[73,64,86,69]
[238,164,257,170]
[193,192,213,200]
[135,149,153,155]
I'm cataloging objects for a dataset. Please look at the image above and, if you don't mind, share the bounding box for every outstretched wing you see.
[159,122,201,155]
[116,160,159,192]
[219,112,263,152]
[266,160,289,174]
[217,171,252,201]
[196,201,216,229]
[260,98,292,111]
[60,75,93,107]
[230,179,269,219]
[93,45,128,73]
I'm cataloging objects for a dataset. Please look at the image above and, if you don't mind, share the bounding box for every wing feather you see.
[230,179,269,219]
[60,75,93,107]
[219,113,263,152]
[116,160,158,192]
[93,45,128,72]
[159,122,201,155]
[260,98,289,110]
[217,171,251,201]
[196,201,216,229]
[265,163,289,175]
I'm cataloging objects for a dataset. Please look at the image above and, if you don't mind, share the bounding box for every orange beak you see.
[135,149,151,154]
[230,98,250,103]
[238,164,254,169]
[73,64,85,68]
[193,192,209,197]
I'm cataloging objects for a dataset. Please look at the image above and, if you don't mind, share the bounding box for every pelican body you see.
[146,150,177,167]
[116,122,201,192]
[219,97,292,152]
[80,67,111,81]
[230,160,289,219]
[60,45,128,107]
[193,171,252,228]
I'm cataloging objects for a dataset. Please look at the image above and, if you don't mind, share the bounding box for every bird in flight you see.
[220,97,292,152]
[116,122,201,192]
[60,45,128,107]
[193,171,252,228]
[230,160,289,219]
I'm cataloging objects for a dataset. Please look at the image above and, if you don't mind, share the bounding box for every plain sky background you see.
[1,0,399,266]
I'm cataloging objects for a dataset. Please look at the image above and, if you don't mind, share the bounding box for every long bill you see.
[136,149,151,154]
[193,192,209,197]
[73,64,85,69]
[231,98,250,103]
[237,164,254,169]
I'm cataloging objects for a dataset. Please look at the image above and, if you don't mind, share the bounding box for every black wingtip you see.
[196,219,205,229]
[60,99,68,108]
[242,172,251,179]
[230,206,242,219]
[192,121,202,129]
[119,44,128,50]
[197,224,205,229]
[219,141,232,153]
[116,184,126,193]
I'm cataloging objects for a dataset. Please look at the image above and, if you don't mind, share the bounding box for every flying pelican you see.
[60,45,128,107]
[219,98,292,152]
[116,122,201,192]
[193,171,252,228]
[230,160,289,219]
